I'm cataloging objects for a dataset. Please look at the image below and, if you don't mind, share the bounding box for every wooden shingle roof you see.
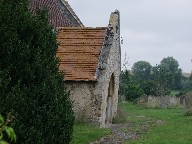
[57,27,107,81]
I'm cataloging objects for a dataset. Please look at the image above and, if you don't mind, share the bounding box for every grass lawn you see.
[71,102,192,144]
[120,102,192,144]
[71,124,110,144]
[170,90,181,96]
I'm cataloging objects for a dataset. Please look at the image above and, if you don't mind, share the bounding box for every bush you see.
[119,70,145,102]
[0,0,74,143]
[124,84,144,101]
[184,110,192,116]
[0,114,16,143]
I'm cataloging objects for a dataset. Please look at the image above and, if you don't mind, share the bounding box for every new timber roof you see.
[57,27,107,81]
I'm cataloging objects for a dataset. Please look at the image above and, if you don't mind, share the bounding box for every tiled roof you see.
[29,0,83,27]
[60,0,84,27]
[57,27,107,81]
[182,72,191,78]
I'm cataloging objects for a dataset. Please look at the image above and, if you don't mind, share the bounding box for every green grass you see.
[170,90,181,96]
[71,103,192,144]
[71,124,110,144]
[120,102,192,144]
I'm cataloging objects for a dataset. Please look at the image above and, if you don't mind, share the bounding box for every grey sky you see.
[69,0,192,72]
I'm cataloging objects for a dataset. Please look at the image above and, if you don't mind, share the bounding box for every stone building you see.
[29,0,121,127]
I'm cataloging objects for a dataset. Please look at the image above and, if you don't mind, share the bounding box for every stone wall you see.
[66,82,96,122]
[96,10,121,127]
[66,81,96,124]
[181,93,192,109]
[138,96,180,108]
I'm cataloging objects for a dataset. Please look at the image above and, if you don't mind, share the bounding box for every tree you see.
[174,68,182,89]
[119,70,130,96]
[119,70,144,101]
[132,61,152,79]
[189,73,192,81]
[0,0,74,143]
[160,57,181,89]
[181,73,192,93]
[124,84,144,101]
[161,57,179,73]
[151,64,172,96]
[131,61,153,95]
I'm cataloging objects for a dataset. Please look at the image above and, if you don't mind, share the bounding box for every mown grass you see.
[71,124,110,144]
[170,90,181,96]
[71,102,192,144]
[120,102,192,144]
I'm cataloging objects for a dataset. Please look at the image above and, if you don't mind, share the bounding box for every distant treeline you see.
[119,56,192,101]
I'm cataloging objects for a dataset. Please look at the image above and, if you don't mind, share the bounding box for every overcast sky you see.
[69,0,192,72]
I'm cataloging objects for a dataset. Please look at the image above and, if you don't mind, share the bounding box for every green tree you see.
[132,61,152,79]
[161,57,179,72]
[124,84,144,101]
[181,73,192,93]
[189,73,192,81]
[0,0,74,143]
[151,64,172,96]
[160,57,182,89]
[119,70,130,96]
[174,68,182,89]
[119,70,144,101]
[131,61,153,95]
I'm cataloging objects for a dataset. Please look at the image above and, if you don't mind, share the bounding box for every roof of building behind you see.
[57,27,107,81]
[182,72,191,78]
[61,0,84,27]
[29,0,83,27]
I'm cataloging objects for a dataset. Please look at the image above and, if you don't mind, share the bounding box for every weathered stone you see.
[138,96,181,108]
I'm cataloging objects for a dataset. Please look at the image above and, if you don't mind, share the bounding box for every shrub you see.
[184,110,192,116]
[0,0,74,143]
[124,84,144,101]
[0,114,16,144]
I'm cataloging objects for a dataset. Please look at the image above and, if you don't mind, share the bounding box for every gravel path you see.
[91,123,139,144]
[91,119,165,144]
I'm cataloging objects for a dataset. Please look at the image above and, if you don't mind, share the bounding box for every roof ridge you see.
[57,27,107,30]
[60,0,84,27]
